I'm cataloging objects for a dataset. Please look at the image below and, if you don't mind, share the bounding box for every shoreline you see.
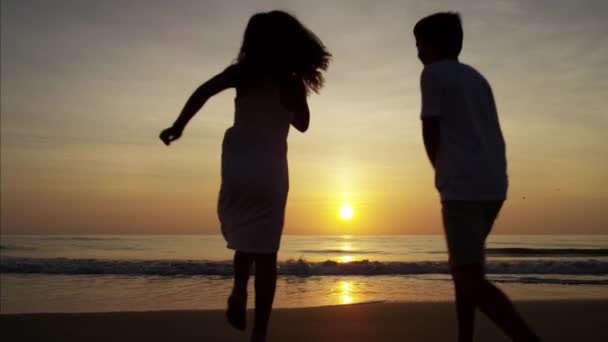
[2,300,607,341]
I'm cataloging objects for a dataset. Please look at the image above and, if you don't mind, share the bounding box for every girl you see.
[160,10,330,342]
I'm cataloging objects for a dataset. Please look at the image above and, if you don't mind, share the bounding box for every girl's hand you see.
[281,77,310,132]
[159,126,183,146]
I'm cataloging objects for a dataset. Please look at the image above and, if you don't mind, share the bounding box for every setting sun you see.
[339,204,354,220]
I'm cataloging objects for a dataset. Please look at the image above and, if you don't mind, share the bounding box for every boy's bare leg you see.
[452,270,477,342]
[452,263,541,342]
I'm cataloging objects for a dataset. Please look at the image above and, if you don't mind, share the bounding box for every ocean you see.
[1,234,607,313]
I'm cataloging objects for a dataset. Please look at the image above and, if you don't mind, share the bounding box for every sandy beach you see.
[2,300,607,341]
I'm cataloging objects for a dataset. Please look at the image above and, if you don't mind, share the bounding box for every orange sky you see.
[1,0,607,235]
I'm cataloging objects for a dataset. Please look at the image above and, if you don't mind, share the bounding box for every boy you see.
[414,12,541,342]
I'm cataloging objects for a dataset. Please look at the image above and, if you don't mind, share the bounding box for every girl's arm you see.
[160,65,238,145]
[281,77,310,133]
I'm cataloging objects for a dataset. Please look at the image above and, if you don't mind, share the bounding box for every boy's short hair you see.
[414,12,463,59]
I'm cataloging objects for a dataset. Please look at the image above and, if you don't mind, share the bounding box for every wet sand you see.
[2,300,607,341]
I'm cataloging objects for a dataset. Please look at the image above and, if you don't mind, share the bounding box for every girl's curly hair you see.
[236,11,331,94]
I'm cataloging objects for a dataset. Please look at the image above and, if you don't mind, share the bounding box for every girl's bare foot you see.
[226,292,247,331]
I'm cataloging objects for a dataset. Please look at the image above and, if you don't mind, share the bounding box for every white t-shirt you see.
[420,60,507,201]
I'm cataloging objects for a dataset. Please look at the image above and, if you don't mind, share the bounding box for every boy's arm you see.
[422,118,440,168]
[420,68,441,168]
[160,65,238,145]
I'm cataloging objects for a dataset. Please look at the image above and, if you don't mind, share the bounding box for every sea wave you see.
[491,276,608,286]
[0,244,37,251]
[1,257,607,277]
[485,248,608,257]
[298,249,387,255]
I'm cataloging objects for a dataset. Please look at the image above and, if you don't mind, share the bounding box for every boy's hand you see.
[159,126,182,146]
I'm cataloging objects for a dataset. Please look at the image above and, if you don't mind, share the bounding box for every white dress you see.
[218,81,290,253]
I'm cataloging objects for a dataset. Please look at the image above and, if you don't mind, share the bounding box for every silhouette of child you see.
[414,12,541,342]
[160,10,330,342]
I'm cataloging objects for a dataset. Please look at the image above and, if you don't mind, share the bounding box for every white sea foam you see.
[2,257,607,283]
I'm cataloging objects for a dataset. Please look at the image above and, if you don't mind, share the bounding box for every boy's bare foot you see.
[226,292,247,331]
[250,329,267,342]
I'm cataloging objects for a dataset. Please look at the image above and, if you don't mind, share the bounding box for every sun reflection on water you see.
[339,243,353,262]
[337,280,355,305]
[340,294,353,304]
[340,255,353,263]
[342,282,351,291]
